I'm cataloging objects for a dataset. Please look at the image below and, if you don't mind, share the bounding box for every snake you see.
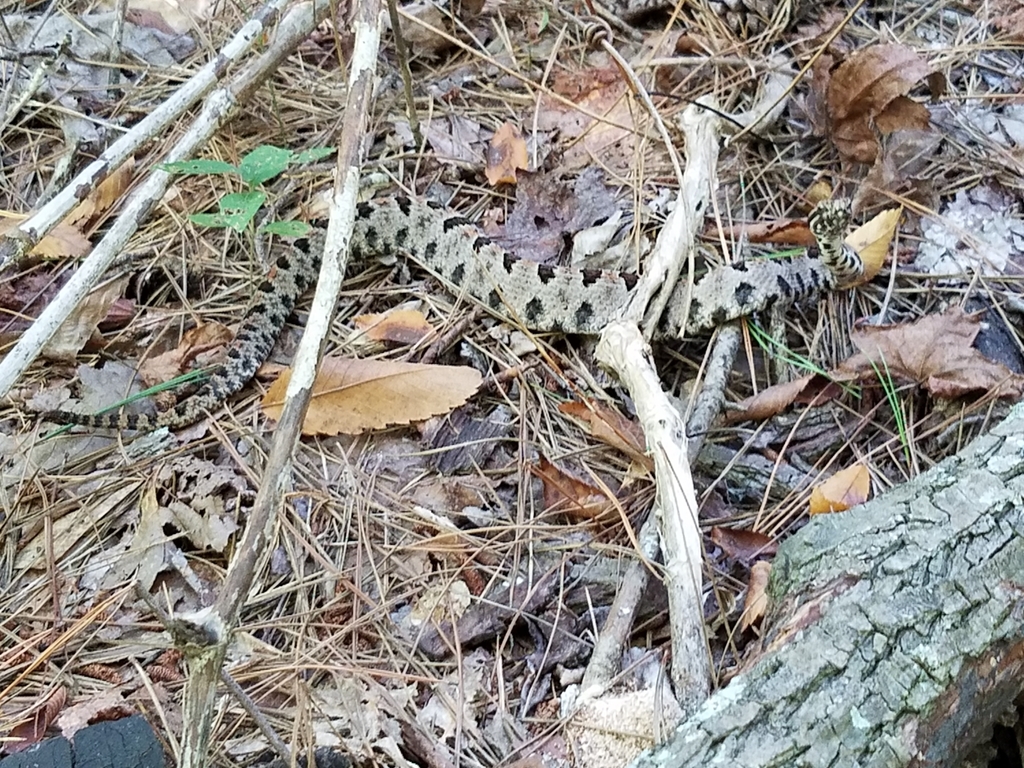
[42,196,858,432]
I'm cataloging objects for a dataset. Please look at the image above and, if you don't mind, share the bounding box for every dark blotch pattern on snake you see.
[43,197,857,431]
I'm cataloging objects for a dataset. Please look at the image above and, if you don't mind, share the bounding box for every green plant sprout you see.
[160,145,334,235]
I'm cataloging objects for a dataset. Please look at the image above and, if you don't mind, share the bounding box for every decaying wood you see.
[630,404,1024,767]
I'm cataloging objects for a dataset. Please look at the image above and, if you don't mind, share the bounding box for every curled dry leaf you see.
[739,561,772,633]
[139,322,234,391]
[66,157,135,231]
[717,216,815,247]
[835,307,1024,399]
[809,463,871,515]
[485,122,528,186]
[727,374,841,424]
[262,357,483,436]
[558,399,652,471]
[844,207,900,282]
[532,456,614,520]
[827,44,933,163]
[354,308,436,345]
[6,687,68,753]
[43,277,129,361]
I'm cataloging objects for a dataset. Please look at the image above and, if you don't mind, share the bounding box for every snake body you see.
[43,197,857,431]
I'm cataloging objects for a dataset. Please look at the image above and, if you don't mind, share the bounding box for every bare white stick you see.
[598,321,709,712]
[582,57,794,709]
[593,95,719,713]
[0,1,327,401]
[176,2,383,765]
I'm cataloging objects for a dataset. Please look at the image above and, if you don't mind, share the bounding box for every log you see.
[631,404,1024,767]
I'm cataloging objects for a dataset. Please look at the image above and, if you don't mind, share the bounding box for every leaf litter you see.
[3,1,1024,766]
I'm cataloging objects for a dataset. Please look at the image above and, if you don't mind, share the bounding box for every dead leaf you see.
[558,399,652,470]
[139,322,233,389]
[5,688,67,753]
[538,66,634,169]
[859,128,943,208]
[728,375,840,423]
[675,33,712,55]
[0,273,73,344]
[166,499,237,552]
[425,114,485,165]
[739,561,772,632]
[835,307,1024,400]
[65,158,135,231]
[806,180,835,207]
[717,217,815,248]
[711,527,778,562]
[262,357,482,435]
[354,309,436,345]
[395,1,454,58]
[485,122,528,186]
[0,216,92,258]
[43,276,129,361]
[809,463,871,515]
[992,0,1024,39]
[125,484,177,591]
[409,580,473,627]
[490,168,618,263]
[827,44,933,163]
[418,650,492,741]
[55,689,134,739]
[845,207,900,282]
[532,456,614,520]
[874,96,931,135]
[122,0,216,33]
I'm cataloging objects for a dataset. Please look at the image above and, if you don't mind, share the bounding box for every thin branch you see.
[176,1,383,765]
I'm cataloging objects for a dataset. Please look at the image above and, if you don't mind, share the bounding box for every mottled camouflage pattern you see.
[44,197,854,431]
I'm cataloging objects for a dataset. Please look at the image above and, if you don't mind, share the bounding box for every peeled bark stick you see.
[629,403,1024,767]
[175,3,382,767]
[597,322,709,713]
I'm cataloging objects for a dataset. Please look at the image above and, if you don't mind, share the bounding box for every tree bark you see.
[631,405,1024,768]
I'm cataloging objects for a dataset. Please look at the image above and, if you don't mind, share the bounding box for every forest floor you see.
[2,0,1024,766]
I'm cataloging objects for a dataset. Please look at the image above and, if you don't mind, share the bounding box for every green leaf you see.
[537,8,549,33]
[219,191,266,212]
[238,145,294,186]
[190,212,240,230]
[159,159,239,176]
[293,147,336,164]
[220,191,266,230]
[262,220,311,237]
[189,191,266,231]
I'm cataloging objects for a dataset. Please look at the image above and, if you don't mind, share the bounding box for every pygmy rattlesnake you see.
[43,196,858,431]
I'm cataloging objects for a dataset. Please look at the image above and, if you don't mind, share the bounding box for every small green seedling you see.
[160,145,335,235]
